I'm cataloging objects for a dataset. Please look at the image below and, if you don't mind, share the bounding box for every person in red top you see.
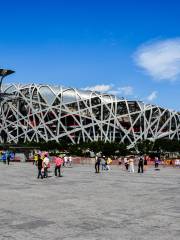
[54,156,63,177]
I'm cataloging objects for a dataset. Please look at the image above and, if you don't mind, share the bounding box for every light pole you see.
[0,69,15,100]
[0,69,15,143]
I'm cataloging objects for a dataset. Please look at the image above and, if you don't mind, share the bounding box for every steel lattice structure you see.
[0,83,180,148]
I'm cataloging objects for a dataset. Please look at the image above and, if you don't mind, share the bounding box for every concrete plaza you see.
[0,163,179,240]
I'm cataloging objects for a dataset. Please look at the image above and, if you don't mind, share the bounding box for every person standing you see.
[33,153,38,165]
[6,150,11,165]
[101,156,106,170]
[155,157,159,168]
[138,155,144,173]
[2,151,6,164]
[129,157,134,173]
[118,157,122,166]
[54,156,63,177]
[43,154,50,178]
[124,157,129,171]
[69,156,72,167]
[106,157,112,171]
[144,156,148,171]
[95,155,101,173]
[64,155,68,167]
[37,154,43,179]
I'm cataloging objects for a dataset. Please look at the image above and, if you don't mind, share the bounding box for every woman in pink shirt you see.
[54,156,63,177]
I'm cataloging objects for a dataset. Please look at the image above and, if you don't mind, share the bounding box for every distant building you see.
[0,83,179,148]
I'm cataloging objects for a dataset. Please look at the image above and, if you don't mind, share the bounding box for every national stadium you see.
[0,83,180,149]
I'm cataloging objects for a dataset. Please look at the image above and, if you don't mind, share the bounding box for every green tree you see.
[135,139,154,154]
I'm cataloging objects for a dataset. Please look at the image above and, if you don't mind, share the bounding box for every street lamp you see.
[0,69,15,143]
[0,69,15,100]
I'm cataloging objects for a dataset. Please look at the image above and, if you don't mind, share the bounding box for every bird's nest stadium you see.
[0,84,180,148]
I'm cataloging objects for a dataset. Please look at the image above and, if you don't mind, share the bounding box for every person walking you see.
[33,153,38,165]
[155,157,159,169]
[54,156,63,177]
[101,156,106,170]
[118,157,122,166]
[144,156,148,171]
[6,150,11,165]
[138,155,144,173]
[43,154,50,178]
[37,154,43,179]
[2,151,6,164]
[69,156,72,167]
[124,157,129,171]
[64,155,68,167]
[106,157,112,171]
[95,155,101,173]
[129,157,134,173]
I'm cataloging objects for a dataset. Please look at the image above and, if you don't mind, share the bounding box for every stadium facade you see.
[0,83,180,148]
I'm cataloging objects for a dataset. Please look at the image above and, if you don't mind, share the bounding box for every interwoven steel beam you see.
[0,84,179,148]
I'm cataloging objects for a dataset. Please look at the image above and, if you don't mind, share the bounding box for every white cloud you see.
[118,86,133,95]
[83,84,133,96]
[147,91,158,101]
[83,84,113,92]
[134,38,180,81]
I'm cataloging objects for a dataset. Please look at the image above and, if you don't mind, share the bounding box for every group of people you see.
[94,154,149,174]
[95,155,112,173]
[122,155,161,173]
[123,156,145,173]
[36,153,50,179]
[0,150,15,165]
[32,150,162,178]
[123,155,147,173]
[63,155,72,167]
[34,152,72,179]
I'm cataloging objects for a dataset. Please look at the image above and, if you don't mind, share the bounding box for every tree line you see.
[6,138,180,157]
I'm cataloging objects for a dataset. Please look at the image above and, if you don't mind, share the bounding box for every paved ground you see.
[0,163,179,240]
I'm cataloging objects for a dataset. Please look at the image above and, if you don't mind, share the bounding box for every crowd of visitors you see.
[33,152,73,179]
[94,154,164,174]
[33,151,179,177]
[1,148,179,179]
[95,155,113,173]
[0,150,15,165]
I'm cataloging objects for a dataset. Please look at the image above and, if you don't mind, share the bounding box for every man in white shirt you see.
[129,157,134,173]
[43,154,50,178]
[64,156,68,167]
[69,156,72,166]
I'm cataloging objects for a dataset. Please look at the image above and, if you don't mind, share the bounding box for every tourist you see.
[64,155,68,167]
[144,156,148,170]
[43,154,50,178]
[138,155,144,173]
[175,159,180,168]
[10,151,15,162]
[2,150,7,164]
[101,156,106,170]
[106,157,112,171]
[37,154,43,179]
[118,157,122,166]
[54,156,63,177]
[33,152,38,165]
[129,156,134,173]
[69,156,72,167]
[7,151,11,165]
[95,154,101,173]
[155,157,159,169]
[124,157,129,170]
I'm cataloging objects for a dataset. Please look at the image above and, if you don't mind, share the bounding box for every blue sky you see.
[1,0,180,110]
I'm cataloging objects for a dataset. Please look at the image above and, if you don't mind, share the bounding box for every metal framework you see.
[0,83,180,148]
